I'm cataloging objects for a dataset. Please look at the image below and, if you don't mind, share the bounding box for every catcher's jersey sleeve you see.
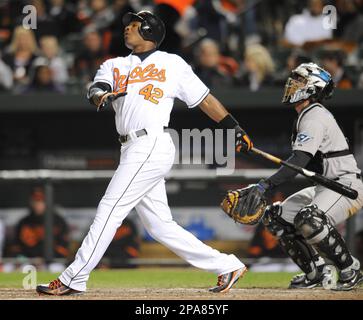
[174,56,210,108]
[93,59,114,90]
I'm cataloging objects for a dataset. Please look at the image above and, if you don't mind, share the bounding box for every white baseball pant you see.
[59,131,244,291]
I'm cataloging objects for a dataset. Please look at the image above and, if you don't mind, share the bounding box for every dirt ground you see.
[1,287,362,300]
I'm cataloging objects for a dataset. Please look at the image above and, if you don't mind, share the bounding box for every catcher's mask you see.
[122,11,166,48]
[282,63,334,105]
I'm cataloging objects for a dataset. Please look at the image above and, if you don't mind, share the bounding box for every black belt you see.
[322,149,351,158]
[334,173,362,181]
[118,127,168,145]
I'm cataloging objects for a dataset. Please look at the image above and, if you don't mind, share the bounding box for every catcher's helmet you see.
[282,62,334,104]
[122,11,166,48]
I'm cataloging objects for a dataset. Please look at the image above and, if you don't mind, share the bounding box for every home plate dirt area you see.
[1,269,362,300]
[1,287,362,300]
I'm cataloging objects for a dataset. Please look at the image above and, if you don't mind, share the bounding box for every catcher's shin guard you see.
[294,205,354,270]
[263,203,323,279]
[279,235,323,280]
[262,203,291,237]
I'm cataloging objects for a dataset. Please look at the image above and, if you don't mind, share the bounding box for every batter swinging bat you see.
[251,147,358,200]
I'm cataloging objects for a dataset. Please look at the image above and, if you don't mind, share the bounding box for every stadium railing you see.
[0,169,357,268]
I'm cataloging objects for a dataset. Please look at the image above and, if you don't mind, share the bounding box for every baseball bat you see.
[251,147,358,200]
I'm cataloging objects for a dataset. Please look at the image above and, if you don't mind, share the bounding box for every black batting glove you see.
[219,114,253,153]
[235,126,253,153]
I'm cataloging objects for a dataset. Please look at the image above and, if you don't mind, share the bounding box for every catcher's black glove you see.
[220,180,270,225]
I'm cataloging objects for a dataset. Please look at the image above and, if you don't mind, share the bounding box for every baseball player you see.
[36,11,252,296]
[245,63,363,290]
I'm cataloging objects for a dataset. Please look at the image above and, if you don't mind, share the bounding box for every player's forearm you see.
[199,93,229,123]
[266,150,313,188]
[199,93,253,152]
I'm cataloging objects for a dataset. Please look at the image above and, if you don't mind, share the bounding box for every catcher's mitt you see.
[220,184,267,225]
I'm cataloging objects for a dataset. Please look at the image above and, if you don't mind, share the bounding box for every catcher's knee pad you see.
[262,202,294,237]
[294,204,328,244]
[294,204,353,270]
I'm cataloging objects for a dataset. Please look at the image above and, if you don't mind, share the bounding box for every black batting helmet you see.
[122,11,166,48]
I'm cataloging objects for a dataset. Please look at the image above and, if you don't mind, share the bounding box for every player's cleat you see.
[289,272,325,289]
[333,259,363,291]
[333,270,363,291]
[289,264,334,289]
[209,267,247,293]
[36,279,82,296]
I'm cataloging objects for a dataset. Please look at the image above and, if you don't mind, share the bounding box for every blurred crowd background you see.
[0,0,363,94]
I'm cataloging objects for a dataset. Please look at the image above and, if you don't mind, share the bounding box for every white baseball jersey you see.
[58,50,244,291]
[93,51,210,135]
[292,103,361,179]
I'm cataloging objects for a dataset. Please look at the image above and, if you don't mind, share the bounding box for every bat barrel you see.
[313,174,358,200]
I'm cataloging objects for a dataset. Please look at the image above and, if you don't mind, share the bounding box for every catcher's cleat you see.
[209,267,247,293]
[289,264,334,289]
[36,279,82,296]
[333,270,363,291]
[333,259,363,291]
[289,273,325,289]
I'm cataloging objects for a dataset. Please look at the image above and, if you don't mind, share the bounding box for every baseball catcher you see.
[221,63,363,291]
